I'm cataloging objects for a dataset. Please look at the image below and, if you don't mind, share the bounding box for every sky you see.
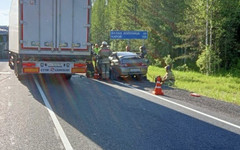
[0,0,12,26]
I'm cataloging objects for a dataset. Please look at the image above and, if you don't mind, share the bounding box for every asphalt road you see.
[0,60,240,150]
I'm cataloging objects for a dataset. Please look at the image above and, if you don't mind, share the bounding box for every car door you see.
[110,54,117,68]
[109,53,119,75]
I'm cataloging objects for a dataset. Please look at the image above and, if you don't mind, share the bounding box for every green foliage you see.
[217,0,240,70]
[196,47,221,74]
[91,0,240,74]
[196,49,209,74]
[154,58,163,67]
[163,55,174,65]
[91,0,110,44]
[146,54,156,65]
[229,59,240,77]
[175,64,189,72]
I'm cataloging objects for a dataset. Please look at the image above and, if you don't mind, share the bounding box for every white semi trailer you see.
[9,0,91,80]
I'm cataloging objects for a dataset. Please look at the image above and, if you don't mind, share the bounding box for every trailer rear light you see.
[23,67,39,73]
[72,68,86,73]
[74,63,86,68]
[22,62,36,67]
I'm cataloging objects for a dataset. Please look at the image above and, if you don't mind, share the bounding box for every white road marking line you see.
[114,81,240,130]
[8,102,12,107]
[0,72,12,75]
[0,76,10,83]
[33,76,73,150]
[10,135,15,145]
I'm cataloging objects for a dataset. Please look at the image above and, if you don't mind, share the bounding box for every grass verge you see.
[147,66,240,105]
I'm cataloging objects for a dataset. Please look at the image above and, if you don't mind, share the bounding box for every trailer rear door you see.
[22,0,55,50]
[21,0,90,51]
[57,0,89,51]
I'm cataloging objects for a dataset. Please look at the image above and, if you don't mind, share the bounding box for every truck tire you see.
[65,74,72,80]
[9,59,14,69]
[9,61,14,69]
[8,53,14,69]
[14,60,23,81]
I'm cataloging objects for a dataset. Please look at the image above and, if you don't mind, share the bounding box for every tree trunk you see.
[206,0,209,74]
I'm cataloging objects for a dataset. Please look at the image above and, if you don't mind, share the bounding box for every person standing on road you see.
[162,65,175,86]
[139,45,147,58]
[94,44,100,55]
[98,41,112,79]
[92,44,100,69]
[126,45,131,52]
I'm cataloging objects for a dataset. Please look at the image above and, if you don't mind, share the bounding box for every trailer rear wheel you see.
[8,53,14,69]
[9,62,14,69]
[65,74,72,80]
[9,59,14,70]
[14,60,23,81]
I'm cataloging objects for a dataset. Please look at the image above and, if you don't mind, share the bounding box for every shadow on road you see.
[112,76,174,90]
[19,74,240,150]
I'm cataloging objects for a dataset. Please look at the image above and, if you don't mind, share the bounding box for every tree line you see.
[90,0,240,75]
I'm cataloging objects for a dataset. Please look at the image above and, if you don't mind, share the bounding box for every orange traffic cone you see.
[152,76,164,95]
[94,70,99,79]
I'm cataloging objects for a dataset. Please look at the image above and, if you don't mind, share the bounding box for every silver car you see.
[109,52,148,80]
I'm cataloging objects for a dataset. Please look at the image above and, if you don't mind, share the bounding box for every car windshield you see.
[117,52,137,58]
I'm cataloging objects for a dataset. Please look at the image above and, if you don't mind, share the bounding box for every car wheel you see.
[136,74,142,81]
[142,75,147,80]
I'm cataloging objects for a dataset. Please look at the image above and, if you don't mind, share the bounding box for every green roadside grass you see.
[147,66,240,105]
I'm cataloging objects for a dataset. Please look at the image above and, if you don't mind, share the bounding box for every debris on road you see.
[190,93,201,97]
